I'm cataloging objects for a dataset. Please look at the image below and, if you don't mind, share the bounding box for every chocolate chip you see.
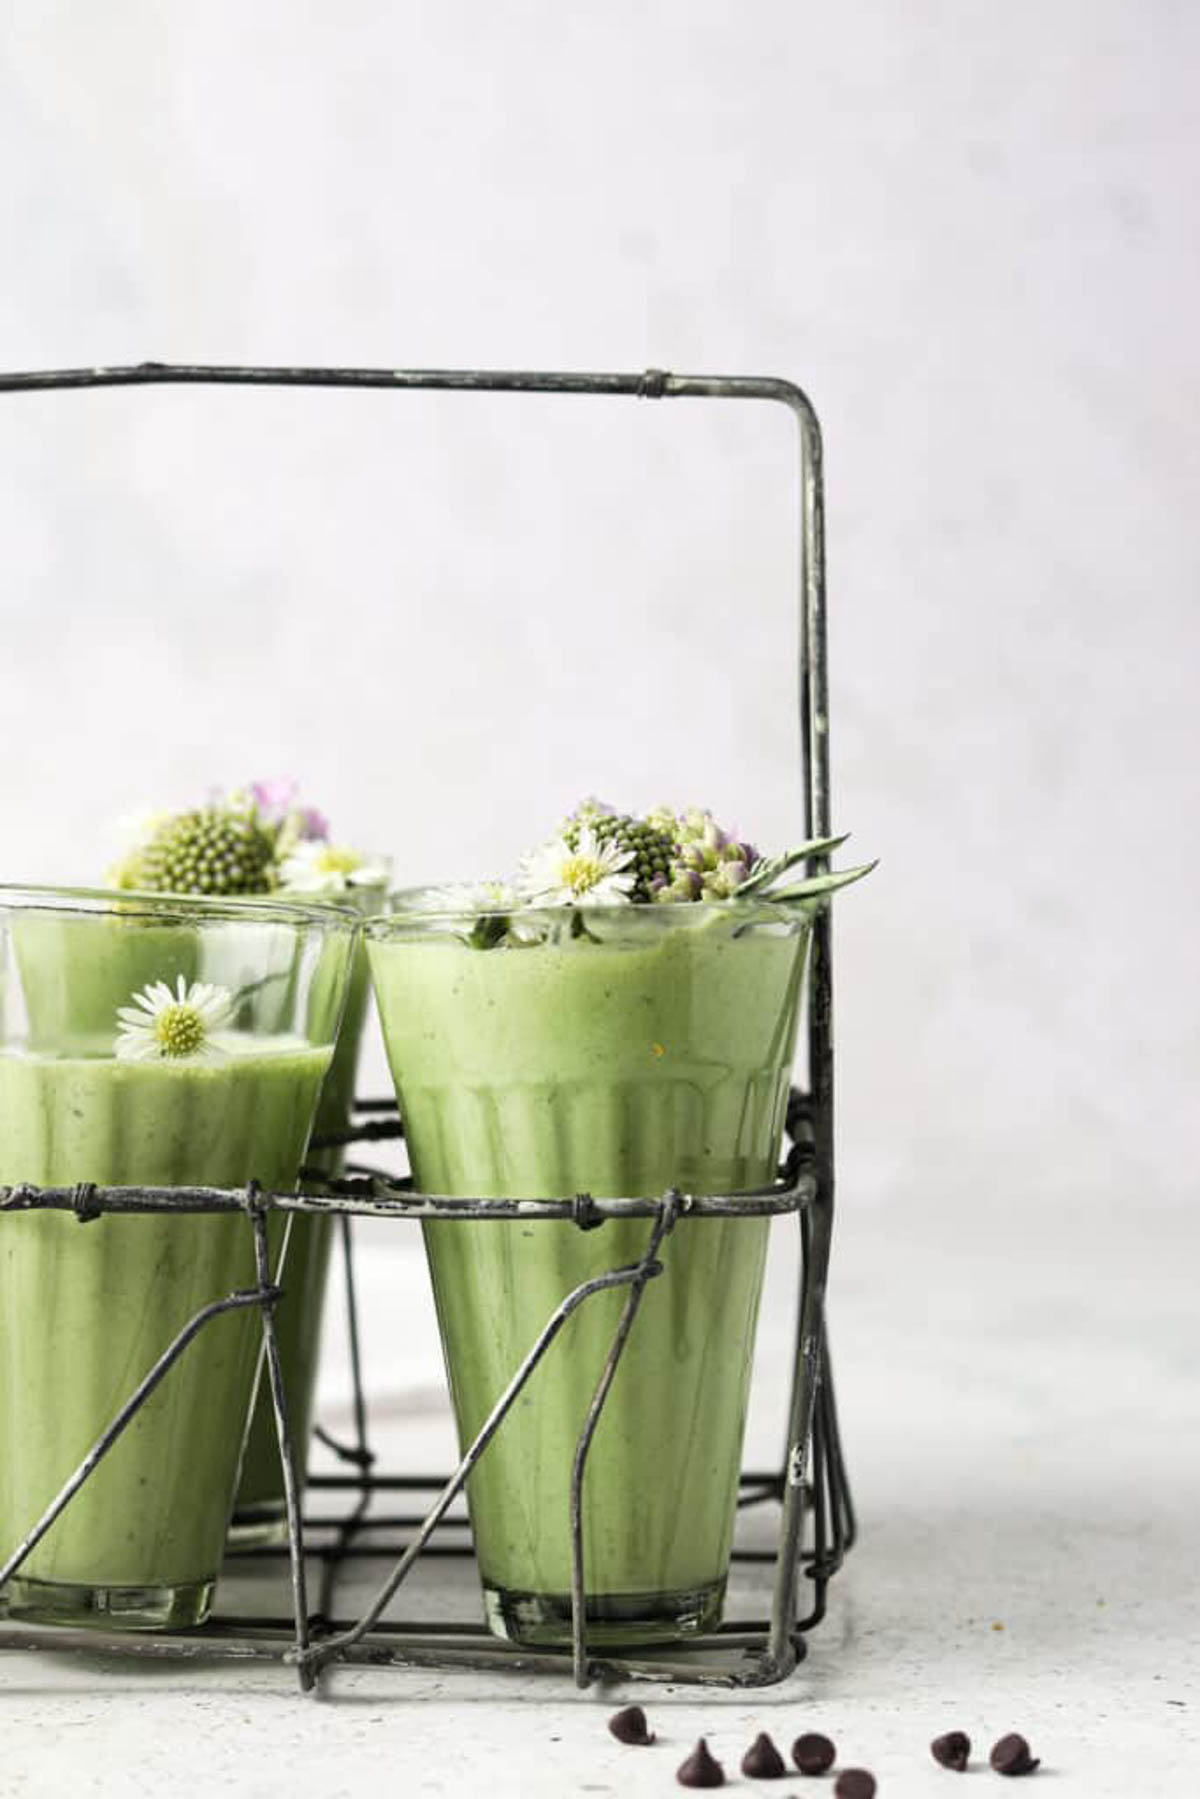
[741,1731,787,1778]
[834,1773,876,1799]
[607,1704,654,1745]
[990,1733,1040,1776]
[792,1732,837,1775]
[677,1738,725,1787]
[931,1730,971,1771]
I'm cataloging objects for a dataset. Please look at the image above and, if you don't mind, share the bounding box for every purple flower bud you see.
[300,806,329,841]
[249,778,299,824]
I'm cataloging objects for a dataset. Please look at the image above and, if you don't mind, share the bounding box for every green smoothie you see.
[0,1037,330,1629]
[367,901,808,1646]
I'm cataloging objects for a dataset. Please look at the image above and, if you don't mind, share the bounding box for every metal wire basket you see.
[0,362,852,1692]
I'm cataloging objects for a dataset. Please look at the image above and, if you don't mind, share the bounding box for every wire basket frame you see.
[0,362,847,1692]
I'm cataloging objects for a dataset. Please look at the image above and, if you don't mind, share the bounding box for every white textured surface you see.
[1,0,1198,1790]
[1,1209,1197,1795]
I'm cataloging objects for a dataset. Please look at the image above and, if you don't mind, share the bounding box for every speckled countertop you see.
[2,1197,1196,1797]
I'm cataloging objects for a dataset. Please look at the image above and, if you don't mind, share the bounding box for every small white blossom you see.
[517,827,635,907]
[115,977,235,1063]
[279,840,389,896]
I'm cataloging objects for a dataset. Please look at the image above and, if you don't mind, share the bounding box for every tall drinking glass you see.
[0,887,354,1629]
[367,896,810,1647]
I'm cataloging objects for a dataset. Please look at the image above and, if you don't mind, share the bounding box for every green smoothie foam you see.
[368,903,808,1645]
[0,1036,330,1628]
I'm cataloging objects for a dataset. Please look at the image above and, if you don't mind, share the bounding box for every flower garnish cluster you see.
[107,779,388,898]
[517,801,760,906]
[412,799,873,945]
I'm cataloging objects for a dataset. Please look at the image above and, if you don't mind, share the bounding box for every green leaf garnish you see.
[752,860,878,904]
[733,835,850,899]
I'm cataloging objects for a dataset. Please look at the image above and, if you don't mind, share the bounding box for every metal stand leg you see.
[247,1192,313,1693]
[767,1177,833,1673]
[312,1214,375,1475]
[310,1215,377,1625]
[568,1192,681,1687]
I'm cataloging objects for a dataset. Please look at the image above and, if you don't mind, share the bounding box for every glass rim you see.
[368,884,810,934]
[0,882,361,933]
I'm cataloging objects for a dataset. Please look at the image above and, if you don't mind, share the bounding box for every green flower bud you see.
[136,806,278,897]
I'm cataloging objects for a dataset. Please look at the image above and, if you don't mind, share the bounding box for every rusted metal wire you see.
[568,1189,682,1684]
[0,1177,813,1222]
[297,1224,676,1683]
[0,1153,830,1689]
[246,1191,314,1686]
[0,360,848,1692]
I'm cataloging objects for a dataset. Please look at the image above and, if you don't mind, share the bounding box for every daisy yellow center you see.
[152,1003,208,1058]
[315,846,362,876]
[560,852,607,894]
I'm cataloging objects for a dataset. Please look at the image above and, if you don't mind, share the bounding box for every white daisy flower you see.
[279,840,389,896]
[516,827,636,907]
[115,977,235,1063]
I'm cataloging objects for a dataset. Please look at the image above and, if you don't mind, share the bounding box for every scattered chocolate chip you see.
[931,1730,971,1771]
[792,1732,837,1775]
[677,1738,725,1788]
[741,1731,787,1778]
[834,1772,876,1799]
[608,1704,654,1746]
[990,1733,1039,1776]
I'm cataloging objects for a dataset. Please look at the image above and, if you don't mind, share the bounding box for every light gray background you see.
[3,0,1196,1222]
[1,3,1197,1792]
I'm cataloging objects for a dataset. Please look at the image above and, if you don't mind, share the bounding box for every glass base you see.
[483,1576,725,1648]
[3,1574,214,1632]
[226,1500,290,1552]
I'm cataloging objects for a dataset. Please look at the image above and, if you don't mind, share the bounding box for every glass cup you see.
[0,886,355,1630]
[233,873,389,1544]
[366,894,810,1648]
